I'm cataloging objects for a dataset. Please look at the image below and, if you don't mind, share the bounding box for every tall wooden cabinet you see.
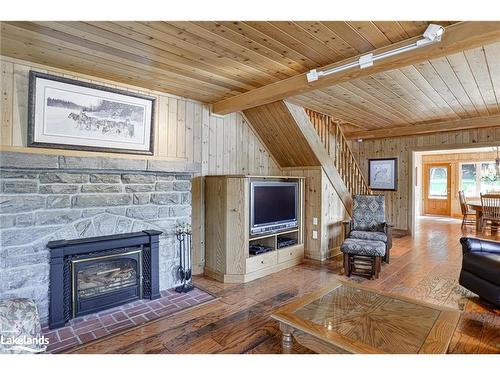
[204,175,305,283]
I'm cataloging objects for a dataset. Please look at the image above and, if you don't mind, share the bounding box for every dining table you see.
[468,199,498,232]
[468,201,483,231]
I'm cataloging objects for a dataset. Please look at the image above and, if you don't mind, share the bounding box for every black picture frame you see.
[28,71,156,155]
[368,158,398,191]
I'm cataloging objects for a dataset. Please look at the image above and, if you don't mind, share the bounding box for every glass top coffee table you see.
[271,280,460,354]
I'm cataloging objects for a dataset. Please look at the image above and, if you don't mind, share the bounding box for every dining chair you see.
[480,193,500,232]
[458,190,476,228]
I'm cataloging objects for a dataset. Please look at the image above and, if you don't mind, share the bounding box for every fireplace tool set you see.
[175,224,194,293]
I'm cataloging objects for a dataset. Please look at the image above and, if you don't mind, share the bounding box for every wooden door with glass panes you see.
[423,163,451,216]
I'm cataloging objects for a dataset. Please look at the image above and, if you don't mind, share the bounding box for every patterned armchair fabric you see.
[343,194,392,263]
[352,194,386,232]
[341,238,386,257]
[0,298,46,354]
[349,230,387,242]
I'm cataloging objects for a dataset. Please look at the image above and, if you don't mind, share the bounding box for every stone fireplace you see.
[47,230,161,329]
[0,151,200,325]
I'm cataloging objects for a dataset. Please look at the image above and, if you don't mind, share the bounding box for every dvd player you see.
[277,237,297,249]
[249,244,273,255]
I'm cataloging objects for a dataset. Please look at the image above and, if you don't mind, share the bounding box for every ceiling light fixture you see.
[306,24,445,83]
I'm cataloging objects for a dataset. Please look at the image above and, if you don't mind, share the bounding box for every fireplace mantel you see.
[47,230,162,257]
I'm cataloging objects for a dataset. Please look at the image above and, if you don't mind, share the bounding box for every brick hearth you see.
[41,287,214,353]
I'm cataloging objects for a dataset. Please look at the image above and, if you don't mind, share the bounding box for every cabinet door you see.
[225,178,248,274]
[246,251,278,274]
[277,244,304,263]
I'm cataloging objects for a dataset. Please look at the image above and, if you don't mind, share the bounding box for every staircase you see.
[305,108,371,196]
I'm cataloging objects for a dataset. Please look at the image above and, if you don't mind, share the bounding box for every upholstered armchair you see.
[343,195,393,263]
[0,298,46,354]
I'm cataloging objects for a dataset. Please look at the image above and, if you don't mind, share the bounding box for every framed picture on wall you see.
[28,71,155,155]
[368,158,398,191]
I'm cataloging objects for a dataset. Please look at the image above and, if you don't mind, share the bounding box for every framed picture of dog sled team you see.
[28,71,156,155]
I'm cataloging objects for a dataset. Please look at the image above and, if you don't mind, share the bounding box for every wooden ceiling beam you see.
[344,114,500,140]
[212,22,500,115]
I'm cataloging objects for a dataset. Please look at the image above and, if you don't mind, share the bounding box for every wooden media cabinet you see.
[204,175,305,283]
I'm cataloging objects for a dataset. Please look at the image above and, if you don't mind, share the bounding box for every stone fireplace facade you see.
[0,152,198,324]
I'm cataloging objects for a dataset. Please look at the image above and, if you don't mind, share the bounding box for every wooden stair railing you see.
[305,108,371,196]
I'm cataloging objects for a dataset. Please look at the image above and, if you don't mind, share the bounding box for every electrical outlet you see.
[312,230,318,240]
[312,217,318,226]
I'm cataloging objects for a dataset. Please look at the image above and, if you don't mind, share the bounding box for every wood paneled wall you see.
[283,167,348,260]
[0,55,282,275]
[0,56,281,176]
[350,129,500,231]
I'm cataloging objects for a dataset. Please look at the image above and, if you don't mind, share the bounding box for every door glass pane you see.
[480,162,500,194]
[461,163,477,197]
[429,167,448,198]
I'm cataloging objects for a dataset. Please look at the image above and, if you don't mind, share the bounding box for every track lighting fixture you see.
[306,24,445,83]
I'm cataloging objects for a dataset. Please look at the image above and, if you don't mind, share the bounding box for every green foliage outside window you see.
[461,162,500,197]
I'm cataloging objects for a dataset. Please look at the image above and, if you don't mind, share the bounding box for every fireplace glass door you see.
[72,249,142,317]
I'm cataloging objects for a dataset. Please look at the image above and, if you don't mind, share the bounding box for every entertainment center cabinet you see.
[204,175,305,283]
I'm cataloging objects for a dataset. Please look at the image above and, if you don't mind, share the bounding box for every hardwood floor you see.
[70,217,499,354]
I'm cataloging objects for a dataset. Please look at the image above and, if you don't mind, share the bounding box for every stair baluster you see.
[304,108,371,196]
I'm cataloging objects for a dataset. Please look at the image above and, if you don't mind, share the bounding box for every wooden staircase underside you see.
[242,101,320,168]
[243,101,353,212]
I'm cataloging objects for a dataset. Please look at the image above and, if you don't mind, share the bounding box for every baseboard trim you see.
[392,228,409,237]
[203,256,304,284]
[305,246,342,262]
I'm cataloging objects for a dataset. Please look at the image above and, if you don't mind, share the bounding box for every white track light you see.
[358,53,374,69]
[306,24,445,83]
[306,69,320,82]
[423,24,445,42]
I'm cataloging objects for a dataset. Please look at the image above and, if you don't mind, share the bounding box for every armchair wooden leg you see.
[384,247,390,264]
[374,256,381,279]
[343,253,350,276]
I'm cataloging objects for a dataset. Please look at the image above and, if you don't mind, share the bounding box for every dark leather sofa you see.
[459,237,500,308]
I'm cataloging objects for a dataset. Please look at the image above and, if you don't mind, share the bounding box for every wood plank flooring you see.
[70,217,499,354]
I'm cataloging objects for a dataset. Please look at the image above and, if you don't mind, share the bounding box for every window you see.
[428,167,448,198]
[460,163,477,197]
[481,162,500,193]
[460,162,500,197]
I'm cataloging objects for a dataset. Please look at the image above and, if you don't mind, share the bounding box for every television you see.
[250,180,299,235]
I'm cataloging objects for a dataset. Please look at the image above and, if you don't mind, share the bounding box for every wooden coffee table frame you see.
[271,280,460,354]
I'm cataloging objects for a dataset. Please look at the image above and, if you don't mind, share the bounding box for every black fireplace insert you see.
[47,230,161,329]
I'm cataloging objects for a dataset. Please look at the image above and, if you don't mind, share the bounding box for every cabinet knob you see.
[261,260,264,264]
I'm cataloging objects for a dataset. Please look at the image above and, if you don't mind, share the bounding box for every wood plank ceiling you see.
[290,42,500,134]
[0,21,450,103]
[3,21,499,137]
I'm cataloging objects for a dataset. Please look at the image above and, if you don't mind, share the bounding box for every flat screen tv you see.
[250,180,298,235]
